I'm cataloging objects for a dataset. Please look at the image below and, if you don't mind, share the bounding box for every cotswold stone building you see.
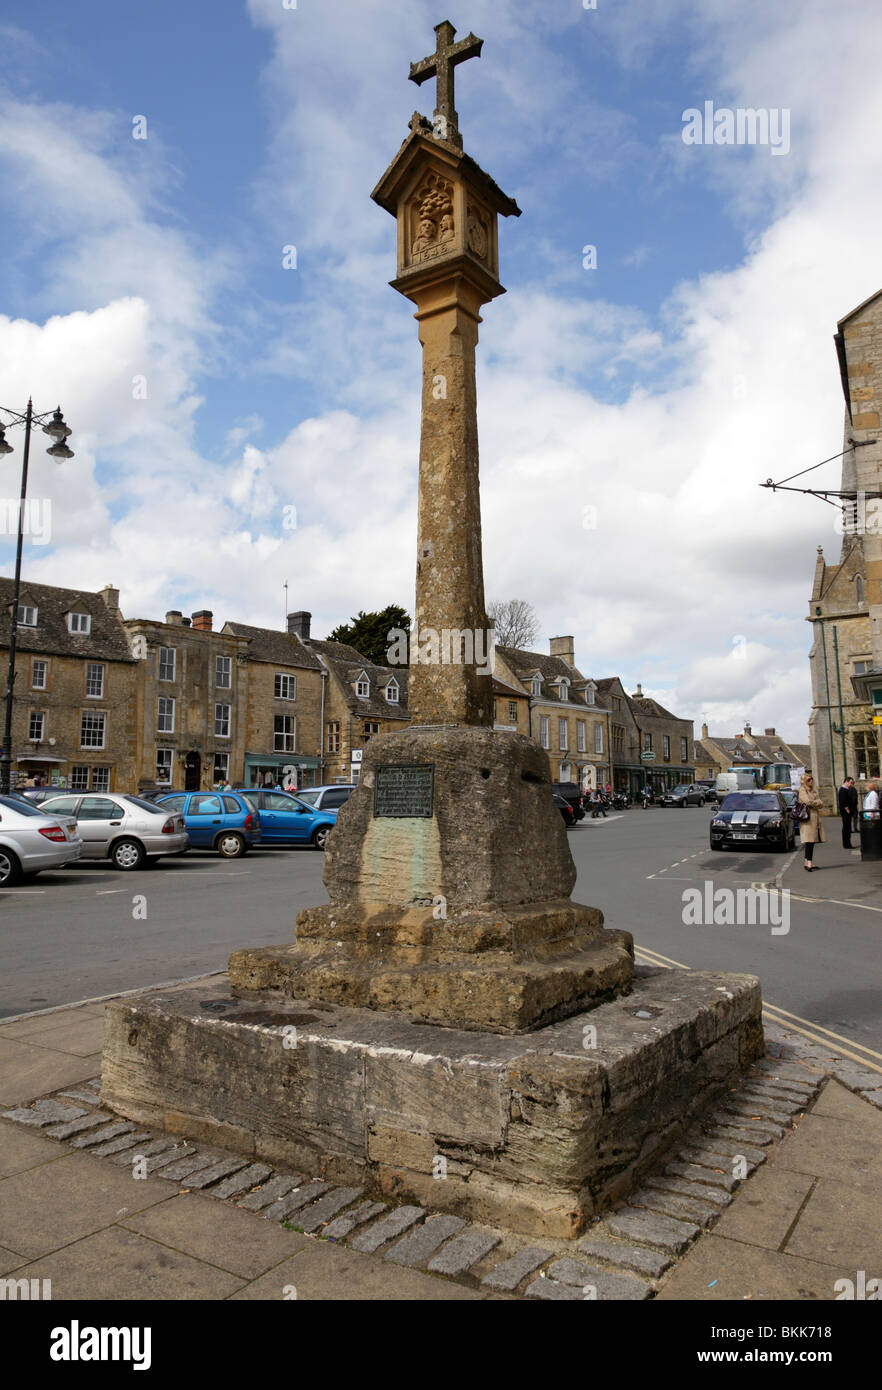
[808,286,882,807]
[222,613,324,788]
[0,579,138,790]
[494,638,611,788]
[124,609,253,792]
[697,723,810,786]
[303,626,410,784]
[596,678,695,796]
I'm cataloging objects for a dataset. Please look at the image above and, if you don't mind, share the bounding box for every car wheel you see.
[312,826,331,852]
[111,838,146,871]
[0,848,22,885]
[217,832,247,859]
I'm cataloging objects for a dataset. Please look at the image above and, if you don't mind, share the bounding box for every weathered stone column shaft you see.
[410,276,492,726]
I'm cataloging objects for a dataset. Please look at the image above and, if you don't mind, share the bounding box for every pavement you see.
[1,972,880,1301]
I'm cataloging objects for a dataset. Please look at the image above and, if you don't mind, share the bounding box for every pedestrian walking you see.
[838,775,858,849]
[797,772,825,871]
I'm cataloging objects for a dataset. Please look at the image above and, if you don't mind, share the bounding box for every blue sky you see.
[1,0,880,737]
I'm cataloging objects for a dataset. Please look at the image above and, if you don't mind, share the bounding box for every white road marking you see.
[95,889,127,896]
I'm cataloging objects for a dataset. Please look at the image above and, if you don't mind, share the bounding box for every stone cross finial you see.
[409,19,483,147]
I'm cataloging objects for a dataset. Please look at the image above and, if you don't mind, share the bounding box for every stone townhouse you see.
[491,677,530,736]
[807,287,882,808]
[494,638,611,789]
[302,623,410,784]
[124,608,252,792]
[697,723,811,786]
[0,579,138,790]
[222,613,324,789]
[595,677,694,796]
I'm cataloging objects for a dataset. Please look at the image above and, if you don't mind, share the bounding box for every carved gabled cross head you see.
[409,19,483,147]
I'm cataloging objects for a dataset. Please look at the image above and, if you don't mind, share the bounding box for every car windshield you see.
[0,794,49,816]
[672,785,689,793]
[721,794,781,811]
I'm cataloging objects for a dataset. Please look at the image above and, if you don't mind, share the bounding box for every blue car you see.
[155,790,260,858]
[239,789,337,850]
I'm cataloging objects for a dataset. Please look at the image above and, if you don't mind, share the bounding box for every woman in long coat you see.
[798,771,825,871]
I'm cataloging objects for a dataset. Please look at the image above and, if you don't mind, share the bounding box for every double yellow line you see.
[635,943,882,1077]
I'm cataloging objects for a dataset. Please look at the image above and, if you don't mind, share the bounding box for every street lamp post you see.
[0,401,75,794]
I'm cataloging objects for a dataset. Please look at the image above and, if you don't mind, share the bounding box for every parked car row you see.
[0,783,357,884]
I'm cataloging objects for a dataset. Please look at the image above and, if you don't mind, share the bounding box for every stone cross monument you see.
[228,21,635,1032]
[102,23,763,1240]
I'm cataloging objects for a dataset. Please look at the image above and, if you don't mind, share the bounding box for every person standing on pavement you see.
[838,776,858,848]
[863,781,881,812]
[798,772,825,871]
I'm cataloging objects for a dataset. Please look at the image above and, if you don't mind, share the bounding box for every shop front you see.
[243,753,321,791]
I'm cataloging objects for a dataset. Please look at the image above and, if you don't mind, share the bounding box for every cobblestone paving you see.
[2,1028,879,1299]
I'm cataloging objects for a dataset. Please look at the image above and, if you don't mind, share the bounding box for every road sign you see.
[641,751,656,761]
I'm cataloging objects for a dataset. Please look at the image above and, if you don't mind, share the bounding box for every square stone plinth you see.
[100,969,762,1239]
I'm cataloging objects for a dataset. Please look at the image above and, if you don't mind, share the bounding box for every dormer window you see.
[558,679,570,702]
[68,612,91,635]
[355,673,370,698]
[585,682,596,706]
[385,679,399,704]
[531,675,542,697]
[17,605,37,627]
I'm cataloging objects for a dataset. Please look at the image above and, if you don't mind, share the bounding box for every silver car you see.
[0,793,82,885]
[40,792,189,870]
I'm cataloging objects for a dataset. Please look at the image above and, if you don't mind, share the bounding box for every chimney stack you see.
[165,610,183,625]
[549,635,575,668]
[100,584,119,611]
[287,611,311,640]
[764,727,775,736]
[192,610,213,632]
[701,722,709,741]
[634,683,643,698]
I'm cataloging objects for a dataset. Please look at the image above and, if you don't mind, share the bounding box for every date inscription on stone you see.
[374,764,435,819]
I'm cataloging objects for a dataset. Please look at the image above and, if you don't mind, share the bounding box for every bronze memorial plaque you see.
[374,764,435,818]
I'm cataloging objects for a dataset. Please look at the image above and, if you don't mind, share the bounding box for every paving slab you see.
[604,1208,700,1255]
[783,1176,882,1271]
[90,1129,151,1157]
[265,1181,331,1223]
[209,1163,273,1201]
[0,1007,105,1041]
[0,1118,69,1176]
[665,1161,739,1192]
[298,1187,363,1234]
[524,1275,584,1300]
[0,1014,105,1058]
[349,1205,425,1254]
[70,1122,135,1150]
[0,1245,27,1275]
[45,1111,114,1139]
[2,1099,85,1127]
[810,1078,881,1121]
[321,1200,386,1241]
[655,1233,853,1301]
[629,1187,722,1225]
[179,1156,249,1190]
[385,1213,465,1267]
[8,1223,245,1300]
[711,1164,816,1251]
[481,1247,551,1291]
[0,1039,103,1106]
[575,1236,671,1279]
[544,1257,651,1299]
[121,1192,310,1280]
[646,1176,731,1208]
[238,1175,303,1212]
[427,1225,502,1276]
[230,1239,489,1300]
[111,1137,178,1167]
[152,1152,219,1184]
[773,1100,882,1193]
[0,1150,175,1259]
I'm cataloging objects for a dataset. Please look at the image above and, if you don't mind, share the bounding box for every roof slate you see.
[0,578,134,662]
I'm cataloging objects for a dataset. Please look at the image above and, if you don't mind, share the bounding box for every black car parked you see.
[553,782,585,821]
[553,793,576,827]
[710,791,795,852]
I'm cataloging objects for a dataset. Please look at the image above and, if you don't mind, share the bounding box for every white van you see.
[714,769,762,801]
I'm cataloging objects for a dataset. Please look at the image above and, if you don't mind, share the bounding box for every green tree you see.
[327,605,411,668]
